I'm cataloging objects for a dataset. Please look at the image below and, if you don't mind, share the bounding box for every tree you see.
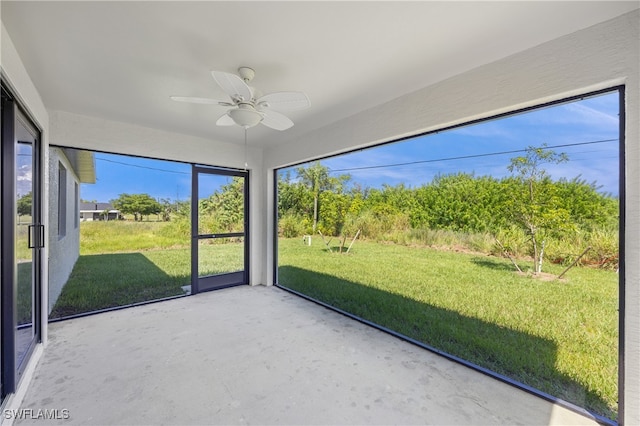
[296,162,331,233]
[277,170,310,218]
[507,144,570,273]
[158,198,174,222]
[17,191,32,218]
[296,162,350,233]
[199,177,245,233]
[111,193,161,221]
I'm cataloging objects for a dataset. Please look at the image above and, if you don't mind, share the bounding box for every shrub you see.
[279,213,311,238]
[159,216,190,240]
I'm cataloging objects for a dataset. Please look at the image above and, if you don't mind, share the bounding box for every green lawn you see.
[16,223,31,262]
[17,262,33,325]
[50,243,244,318]
[49,250,188,318]
[52,221,245,319]
[80,220,187,254]
[50,221,617,419]
[277,238,618,420]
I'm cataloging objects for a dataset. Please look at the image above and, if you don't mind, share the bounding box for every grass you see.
[277,238,618,420]
[49,250,188,318]
[16,223,31,261]
[17,262,33,325]
[51,220,244,318]
[198,239,245,276]
[50,243,244,318]
[52,221,617,419]
[80,220,187,254]
[17,222,34,325]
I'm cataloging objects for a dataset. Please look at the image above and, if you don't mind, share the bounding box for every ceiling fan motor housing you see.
[238,67,255,83]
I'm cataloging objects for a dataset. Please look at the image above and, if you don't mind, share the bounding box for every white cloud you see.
[279,93,620,194]
[562,103,619,129]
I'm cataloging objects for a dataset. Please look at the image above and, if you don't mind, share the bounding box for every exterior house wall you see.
[264,10,639,425]
[47,148,80,314]
[79,202,120,222]
[80,211,119,221]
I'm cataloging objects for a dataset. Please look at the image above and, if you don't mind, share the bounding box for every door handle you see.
[38,224,45,248]
[27,224,45,249]
[28,224,34,248]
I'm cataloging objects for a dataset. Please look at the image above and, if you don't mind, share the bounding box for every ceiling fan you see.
[171,67,310,131]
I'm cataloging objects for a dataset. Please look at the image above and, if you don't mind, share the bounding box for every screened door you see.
[191,166,249,293]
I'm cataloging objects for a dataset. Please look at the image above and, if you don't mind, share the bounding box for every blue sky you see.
[80,90,620,203]
[305,91,620,195]
[80,155,192,203]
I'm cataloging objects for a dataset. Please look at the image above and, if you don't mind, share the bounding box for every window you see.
[74,182,79,229]
[48,148,194,320]
[58,163,67,237]
[275,88,621,422]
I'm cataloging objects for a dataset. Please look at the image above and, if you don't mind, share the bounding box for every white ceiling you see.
[2,1,638,148]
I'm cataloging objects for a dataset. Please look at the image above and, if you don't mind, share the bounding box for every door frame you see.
[1,80,43,398]
[191,165,249,294]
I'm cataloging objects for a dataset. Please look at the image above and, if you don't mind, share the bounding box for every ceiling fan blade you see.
[216,113,236,126]
[170,96,233,106]
[261,110,294,131]
[256,92,310,111]
[211,71,252,102]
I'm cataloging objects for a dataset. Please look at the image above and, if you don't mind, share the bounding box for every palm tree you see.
[296,162,332,232]
[296,162,350,233]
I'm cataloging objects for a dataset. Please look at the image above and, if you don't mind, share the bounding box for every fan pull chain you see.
[244,127,248,171]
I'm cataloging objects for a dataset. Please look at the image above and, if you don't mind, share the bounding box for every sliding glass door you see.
[1,82,43,398]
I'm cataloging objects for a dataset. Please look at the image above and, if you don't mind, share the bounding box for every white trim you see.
[0,344,43,426]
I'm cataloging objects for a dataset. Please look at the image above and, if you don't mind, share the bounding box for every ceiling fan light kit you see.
[229,105,263,128]
[171,66,310,131]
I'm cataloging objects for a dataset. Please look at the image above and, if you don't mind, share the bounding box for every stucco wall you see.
[264,10,639,425]
[47,148,80,314]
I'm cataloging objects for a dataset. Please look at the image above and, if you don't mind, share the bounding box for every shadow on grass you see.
[470,256,520,272]
[278,265,615,422]
[17,262,33,325]
[50,253,188,319]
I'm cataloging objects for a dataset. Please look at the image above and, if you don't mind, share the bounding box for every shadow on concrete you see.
[278,265,615,423]
[50,252,187,319]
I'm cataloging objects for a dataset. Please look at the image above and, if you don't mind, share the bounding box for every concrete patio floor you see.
[16,285,599,425]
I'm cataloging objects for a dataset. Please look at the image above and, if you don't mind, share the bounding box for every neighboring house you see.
[79,202,121,221]
[48,148,96,314]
